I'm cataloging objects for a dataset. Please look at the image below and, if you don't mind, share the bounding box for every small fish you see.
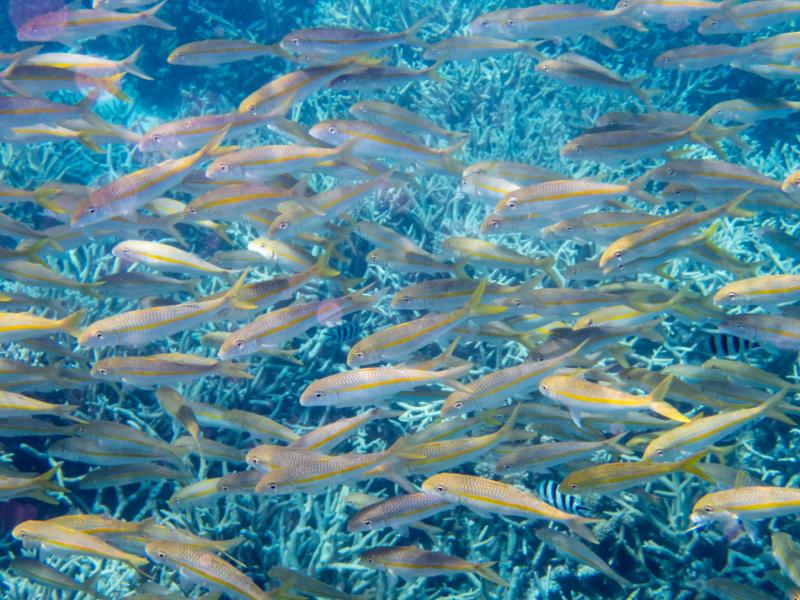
[91,353,251,389]
[0,309,84,343]
[173,436,244,464]
[699,0,800,34]
[347,280,503,366]
[361,545,509,586]
[424,35,542,62]
[690,485,800,527]
[536,527,631,588]
[422,472,599,543]
[643,391,791,461]
[536,479,594,517]
[391,278,517,312]
[542,211,661,244]
[10,558,99,598]
[349,100,465,141]
[367,248,465,276]
[98,271,197,299]
[280,19,428,62]
[441,236,556,273]
[0,62,129,101]
[168,39,283,67]
[219,287,379,359]
[290,408,402,452]
[719,314,800,351]
[328,65,443,91]
[713,274,800,307]
[495,433,626,475]
[78,463,190,489]
[463,160,564,185]
[0,390,80,420]
[599,194,751,269]
[653,44,743,70]
[247,238,315,272]
[494,287,622,319]
[560,453,709,496]
[615,0,728,31]
[12,520,147,568]
[353,221,431,255]
[347,492,449,537]
[700,98,800,125]
[268,566,366,600]
[647,159,783,195]
[0,464,67,505]
[540,373,686,427]
[138,112,272,155]
[16,1,174,45]
[112,240,239,278]
[702,578,776,600]
[184,182,298,221]
[26,47,151,80]
[537,52,658,107]
[78,272,253,348]
[145,541,271,599]
[222,409,299,443]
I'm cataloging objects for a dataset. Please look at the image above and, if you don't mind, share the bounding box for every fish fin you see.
[98,73,130,103]
[121,46,152,80]
[523,41,546,61]
[403,16,430,48]
[626,173,661,205]
[498,404,520,439]
[678,452,714,482]
[27,490,60,505]
[59,308,86,338]
[722,190,755,219]
[650,402,689,424]
[140,0,176,31]
[763,389,795,425]
[619,16,648,32]
[569,408,583,428]
[588,32,617,49]
[630,75,660,111]
[566,517,600,544]
[475,562,509,587]
[223,269,257,311]
[0,45,42,83]
[218,361,254,380]
[200,123,233,159]
[605,432,631,456]
[439,137,469,173]
[333,138,378,176]
[75,131,104,154]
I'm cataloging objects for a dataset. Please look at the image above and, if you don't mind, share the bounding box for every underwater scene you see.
[5,0,800,598]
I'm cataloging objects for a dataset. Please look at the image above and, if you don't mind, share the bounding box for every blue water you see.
[2,0,800,599]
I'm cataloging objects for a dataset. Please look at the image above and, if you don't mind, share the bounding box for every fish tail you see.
[618,15,648,32]
[566,517,600,544]
[59,308,86,338]
[218,361,254,380]
[604,432,631,456]
[213,535,246,554]
[76,131,103,154]
[140,0,176,31]
[648,375,690,422]
[121,46,152,81]
[98,73,130,103]
[311,246,341,279]
[677,451,714,482]
[627,173,661,205]
[34,463,68,494]
[223,269,257,311]
[474,561,510,587]
[722,190,755,219]
[403,16,431,48]
[0,45,41,81]
[200,123,233,159]
[588,31,617,49]
[334,138,379,176]
[439,137,469,173]
[630,75,660,111]
[523,41,546,61]
[20,239,49,265]
[763,389,795,425]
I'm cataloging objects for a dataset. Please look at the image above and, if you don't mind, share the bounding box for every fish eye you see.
[248,105,257,114]
[88,207,97,215]
[327,125,338,134]
[188,207,197,215]
[220,484,230,491]
[507,18,515,26]
[220,165,229,172]
[507,198,517,209]
[313,391,323,399]
[279,222,289,230]
[503,464,511,470]
[585,319,593,327]
[435,485,446,492]
[367,558,375,563]
[369,253,377,261]
[234,340,245,349]
[158,551,166,558]
[727,292,736,300]
[454,401,463,409]
[17,529,27,537]
[401,296,411,303]
[152,134,161,144]
[566,224,573,231]
[574,145,583,153]
[704,505,713,513]
[355,351,364,359]
[431,48,440,54]
[668,168,677,176]
[94,331,104,339]
[541,65,550,73]
[655,449,664,457]
[614,251,622,258]
[363,519,372,527]
[490,219,500,228]
[541,383,548,391]
[269,483,278,491]
[98,368,107,376]
[513,299,522,307]
[291,38,300,45]
[250,456,259,464]
[569,483,578,490]
[480,19,489,27]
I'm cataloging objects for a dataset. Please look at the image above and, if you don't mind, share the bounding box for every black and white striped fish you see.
[536,479,593,517]
[698,331,758,357]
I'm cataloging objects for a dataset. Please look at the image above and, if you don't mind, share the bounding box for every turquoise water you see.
[2,0,800,599]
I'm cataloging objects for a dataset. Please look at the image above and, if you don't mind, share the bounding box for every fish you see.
[247,238,316,272]
[463,160,564,184]
[713,274,800,307]
[536,479,595,517]
[281,19,428,62]
[560,453,710,495]
[646,159,784,196]
[360,545,509,586]
[25,47,151,80]
[690,485,800,527]
[350,100,466,141]
[540,373,687,427]
[599,194,751,269]
[12,520,147,568]
[77,272,253,348]
[222,409,299,443]
[441,236,556,274]
[300,366,469,408]
[0,309,84,343]
[0,390,81,420]
[267,566,366,600]
[78,463,190,489]
[173,436,244,463]
[346,492,449,537]
[245,444,328,471]
[701,578,776,600]
[289,408,402,452]
[441,341,585,416]
[328,65,443,91]
[367,248,465,276]
[16,1,175,45]
[90,353,251,388]
[536,527,632,588]
[541,210,661,244]
[72,126,230,227]
[112,240,240,278]
[699,0,800,33]
[138,112,275,155]
[537,53,658,107]
[699,98,800,125]
[653,44,743,70]
[424,35,542,62]
[615,0,731,31]
[168,39,284,67]
[391,278,518,312]
[98,271,198,298]
[145,541,271,599]
[642,391,792,461]
[719,314,800,351]
[422,472,600,543]
[10,558,100,598]
[495,433,627,475]
[183,182,299,221]
[218,287,380,359]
